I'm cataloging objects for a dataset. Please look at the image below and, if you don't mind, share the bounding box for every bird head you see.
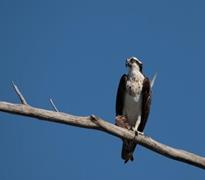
[125,56,143,72]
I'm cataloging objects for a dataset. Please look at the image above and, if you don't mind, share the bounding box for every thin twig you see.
[11,81,28,105]
[49,98,59,112]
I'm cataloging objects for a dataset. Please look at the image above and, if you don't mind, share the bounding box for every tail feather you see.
[121,139,137,163]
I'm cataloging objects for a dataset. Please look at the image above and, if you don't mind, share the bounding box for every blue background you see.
[0,0,205,179]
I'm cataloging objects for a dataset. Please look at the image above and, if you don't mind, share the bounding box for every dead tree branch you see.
[0,83,205,170]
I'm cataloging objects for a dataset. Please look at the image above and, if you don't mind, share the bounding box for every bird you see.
[115,57,152,163]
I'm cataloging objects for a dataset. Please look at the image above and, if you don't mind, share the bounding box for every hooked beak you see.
[125,59,131,67]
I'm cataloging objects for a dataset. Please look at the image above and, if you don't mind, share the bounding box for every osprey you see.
[115,57,152,163]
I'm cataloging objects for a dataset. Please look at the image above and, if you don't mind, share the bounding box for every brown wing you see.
[138,77,152,132]
[115,74,127,116]
[116,74,135,163]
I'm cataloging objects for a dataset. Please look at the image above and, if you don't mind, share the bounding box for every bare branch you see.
[49,98,59,112]
[12,81,28,105]
[0,101,205,170]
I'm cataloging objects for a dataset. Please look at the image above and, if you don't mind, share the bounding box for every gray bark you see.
[0,101,205,170]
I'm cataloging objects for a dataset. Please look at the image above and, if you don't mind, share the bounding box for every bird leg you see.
[132,116,141,132]
[132,116,144,136]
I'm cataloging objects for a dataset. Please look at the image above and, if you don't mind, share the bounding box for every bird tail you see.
[121,139,137,163]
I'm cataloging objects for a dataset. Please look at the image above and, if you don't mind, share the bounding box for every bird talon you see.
[138,131,144,135]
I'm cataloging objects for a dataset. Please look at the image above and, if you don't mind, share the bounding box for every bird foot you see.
[134,131,144,136]
[138,131,144,135]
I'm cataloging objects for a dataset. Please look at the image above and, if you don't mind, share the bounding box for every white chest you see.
[123,70,144,127]
[123,90,142,126]
[123,91,142,127]
[126,70,144,96]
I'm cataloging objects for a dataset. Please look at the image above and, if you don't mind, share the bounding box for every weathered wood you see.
[0,101,205,169]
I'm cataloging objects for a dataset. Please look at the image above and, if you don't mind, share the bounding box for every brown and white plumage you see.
[115,57,152,163]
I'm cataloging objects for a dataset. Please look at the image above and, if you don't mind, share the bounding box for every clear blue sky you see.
[0,0,205,179]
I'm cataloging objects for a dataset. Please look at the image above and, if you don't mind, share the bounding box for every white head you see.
[125,57,143,73]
